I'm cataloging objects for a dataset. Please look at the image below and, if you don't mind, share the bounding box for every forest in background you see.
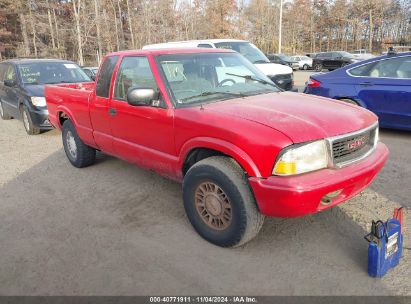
[0,0,410,65]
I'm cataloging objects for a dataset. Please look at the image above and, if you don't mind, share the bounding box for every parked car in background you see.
[304,52,411,131]
[0,59,91,134]
[313,51,358,71]
[352,49,375,61]
[290,55,313,70]
[143,39,295,91]
[306,53,317,58]
[82,66,98,80]
[45,48,388,247]
[266,54,299,70]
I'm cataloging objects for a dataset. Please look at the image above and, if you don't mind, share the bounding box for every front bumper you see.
[249,142,388,218]
[29,107,53,129]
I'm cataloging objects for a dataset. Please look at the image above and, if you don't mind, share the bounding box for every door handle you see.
[359,82,373,87]
[108,108,117,116]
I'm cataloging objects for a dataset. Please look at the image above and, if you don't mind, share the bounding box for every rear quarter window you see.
[96,56,119,98]
[0,63,6,82]
[197,44,213,48]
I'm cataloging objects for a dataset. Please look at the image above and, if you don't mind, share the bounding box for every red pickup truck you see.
[45,48,388,247]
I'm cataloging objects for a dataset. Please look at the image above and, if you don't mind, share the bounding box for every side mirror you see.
[4,79,16,87]
[126,87,158,106]
[90,75,96,81]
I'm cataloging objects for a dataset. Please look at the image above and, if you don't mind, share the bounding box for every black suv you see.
[266,54,299,70]
[312,51,357,71]
[0,59,91,134]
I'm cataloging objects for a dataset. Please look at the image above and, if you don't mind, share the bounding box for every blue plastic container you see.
[367,218,403,277]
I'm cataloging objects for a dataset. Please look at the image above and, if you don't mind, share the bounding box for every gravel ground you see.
[0,75,409,295]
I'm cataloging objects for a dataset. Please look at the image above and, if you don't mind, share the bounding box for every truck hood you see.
[254,62,293,75]
[201,92,377,143]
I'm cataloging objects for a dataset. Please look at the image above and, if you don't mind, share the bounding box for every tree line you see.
[0,0,410,65]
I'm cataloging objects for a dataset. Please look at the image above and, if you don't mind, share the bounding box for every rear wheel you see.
[0,101,11,120]
[183,156,265,247]
[21,105,40,135]
[62,120,96,168]
[340,98,360,106]
[315,63,322,72]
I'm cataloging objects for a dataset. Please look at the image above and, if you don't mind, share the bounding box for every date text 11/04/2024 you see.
[149,297,257,303]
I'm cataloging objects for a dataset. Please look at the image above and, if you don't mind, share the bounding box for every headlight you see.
[30,97,47,107]
[273,140,328,175]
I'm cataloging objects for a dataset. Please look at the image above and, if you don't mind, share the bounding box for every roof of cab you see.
[107,47,235,57]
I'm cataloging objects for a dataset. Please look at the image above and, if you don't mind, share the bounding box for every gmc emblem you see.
[348,136,369,150]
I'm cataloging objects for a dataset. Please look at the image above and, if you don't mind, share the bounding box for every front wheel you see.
[340,98,360,106]
[62,120,96,168]
[303,64,309,70]
[183,156,265,247]
[21,105,40,135]
[315,63,322,72]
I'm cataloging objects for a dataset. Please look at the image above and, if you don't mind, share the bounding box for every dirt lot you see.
[0,72,410,295]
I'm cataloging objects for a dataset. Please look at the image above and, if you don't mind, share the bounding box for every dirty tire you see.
[0,101,11,120]
[183,156,265,247]
[340,98,360,106]
[62,120,96,168]
[21,105,40,135]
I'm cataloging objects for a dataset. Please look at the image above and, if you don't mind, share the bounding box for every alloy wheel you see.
[194,181,232,230]
[66,130,78,159]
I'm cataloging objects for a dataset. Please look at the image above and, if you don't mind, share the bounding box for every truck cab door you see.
[89,55,119,154]
[109,56,176,178]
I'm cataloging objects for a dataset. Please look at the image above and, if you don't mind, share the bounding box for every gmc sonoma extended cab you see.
[45,48,388,247]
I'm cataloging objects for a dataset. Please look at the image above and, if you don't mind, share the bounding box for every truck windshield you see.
[18,62,91,85]
[214,42,270,64]
[157,52,280,107]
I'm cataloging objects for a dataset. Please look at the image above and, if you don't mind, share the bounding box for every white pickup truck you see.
[143,39,294,91]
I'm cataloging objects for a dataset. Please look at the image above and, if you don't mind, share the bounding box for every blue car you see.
[304,52,411,131]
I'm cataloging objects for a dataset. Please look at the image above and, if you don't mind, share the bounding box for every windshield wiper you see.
[225,73,277,88]
[179,91,247,103]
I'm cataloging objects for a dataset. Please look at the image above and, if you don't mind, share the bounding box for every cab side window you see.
[113,56,157,101]
[349,62,376,77]
[96,56,119,98]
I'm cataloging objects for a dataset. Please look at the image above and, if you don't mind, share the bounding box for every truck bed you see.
[45,82,96,147]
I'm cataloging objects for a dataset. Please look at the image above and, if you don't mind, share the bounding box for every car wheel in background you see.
[62,120,96,168]
[183,156,265,247]
[0,101,11,120]
[303,64,309,70]
[340,98,360,106]
[21,105,40,135]
[315,63,322,72]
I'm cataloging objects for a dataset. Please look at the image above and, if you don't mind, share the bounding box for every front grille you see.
[329,124,378,166]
